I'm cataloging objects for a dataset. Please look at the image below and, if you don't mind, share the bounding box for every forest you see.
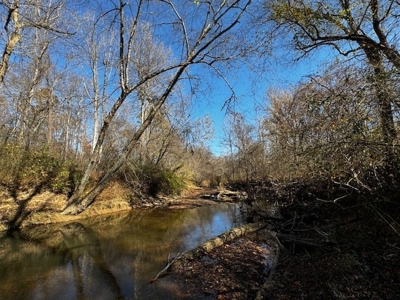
[1,0,399,215]
[0,0,399,298]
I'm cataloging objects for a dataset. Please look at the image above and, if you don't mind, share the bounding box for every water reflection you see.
[0,203,242,300]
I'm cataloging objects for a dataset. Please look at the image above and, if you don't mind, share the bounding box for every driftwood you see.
[201,189,248,201]
[150,222,267,283]
[178,222,267,261]
[150,252,186,283]
[255,236,281,300]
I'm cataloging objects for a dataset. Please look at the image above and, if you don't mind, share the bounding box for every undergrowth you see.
[0,144,81,196]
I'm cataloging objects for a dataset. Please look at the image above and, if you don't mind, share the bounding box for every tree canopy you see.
[1,0,400,219]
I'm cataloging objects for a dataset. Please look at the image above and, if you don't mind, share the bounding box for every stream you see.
[0,203,242,300]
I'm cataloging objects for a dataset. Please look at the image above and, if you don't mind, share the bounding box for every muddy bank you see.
[0,185,236,232]
[158,235,277,300]
[148,221,277,300]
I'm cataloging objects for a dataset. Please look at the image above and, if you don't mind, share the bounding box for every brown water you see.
[0,203,242,300]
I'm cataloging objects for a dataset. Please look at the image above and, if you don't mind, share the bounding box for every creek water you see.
[0,203,242,300]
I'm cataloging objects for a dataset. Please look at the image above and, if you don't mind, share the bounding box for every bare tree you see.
[0,0,71,84]
[265,0,400,164]
[63,0,257,214]
[262,62,391,186]
[77,12,118,155]
[222,112,264,181]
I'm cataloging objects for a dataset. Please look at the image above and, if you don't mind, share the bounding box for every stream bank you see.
[255,197,400,300]
[161,236,276,300]
[154,184,400,300]
[0,202,244,299]
[0,185,233,233]
[1,184,280,300]
[3,181,398,299]
[152,220,278,300]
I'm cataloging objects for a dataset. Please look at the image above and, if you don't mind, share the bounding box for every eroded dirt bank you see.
[0,185,228,232]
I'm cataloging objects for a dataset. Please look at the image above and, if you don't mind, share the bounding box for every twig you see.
[150,251,187,283]
[313,226,329,238]
[332,180,360,192]
[387,243,400,251]
[368,202,400,237]
[290,211,297,231]
[315,193,350,204]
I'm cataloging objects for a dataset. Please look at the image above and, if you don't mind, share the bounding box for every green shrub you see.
[162,169,186,196]
[0,144,81,195]
[121,162,186,197]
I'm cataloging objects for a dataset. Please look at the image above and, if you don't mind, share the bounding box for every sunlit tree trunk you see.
[0,0,22,84]
[63,0,255,214]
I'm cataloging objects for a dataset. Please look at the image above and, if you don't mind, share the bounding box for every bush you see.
[0,144,81,195]
[121,162,187,197]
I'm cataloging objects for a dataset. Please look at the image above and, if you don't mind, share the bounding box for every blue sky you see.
[198,47,336,156]
[60,1,337,157]
[69,0,334,157]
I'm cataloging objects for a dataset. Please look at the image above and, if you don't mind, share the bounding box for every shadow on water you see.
[0,203,242,300]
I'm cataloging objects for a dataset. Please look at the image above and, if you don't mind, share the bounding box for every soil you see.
[257,198,400,300]
[161,237,275,300]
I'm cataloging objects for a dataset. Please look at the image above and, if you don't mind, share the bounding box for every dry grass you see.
[0,182,219,233]
[0,181,134,231]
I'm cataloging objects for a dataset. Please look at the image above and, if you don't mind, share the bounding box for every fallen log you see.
[179,222,267,261]
[150,222,267,283]
[255,237,281,300]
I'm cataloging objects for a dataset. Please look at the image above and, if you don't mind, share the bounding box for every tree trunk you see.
[63,65,189,215]
[0,1,22,84]
[62,0,253,214]
[362,46,396,166]
[179,222,267,260]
